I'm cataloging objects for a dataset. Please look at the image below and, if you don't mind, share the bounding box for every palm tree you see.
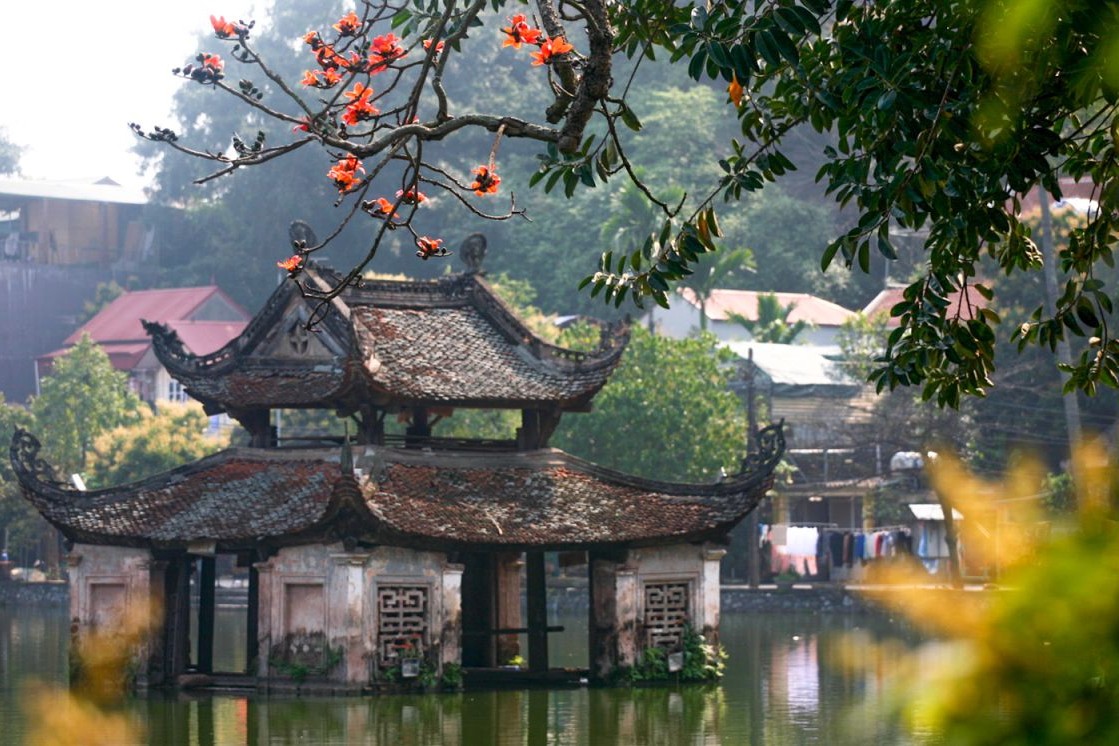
[728,293,809,343]
[681,246,754,332]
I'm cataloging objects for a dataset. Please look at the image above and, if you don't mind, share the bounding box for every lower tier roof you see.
[10,426,784,553]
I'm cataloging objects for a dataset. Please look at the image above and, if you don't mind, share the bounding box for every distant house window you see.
[167,378,188,403]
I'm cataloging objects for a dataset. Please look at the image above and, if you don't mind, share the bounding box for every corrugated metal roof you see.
[680,288,856,327]
[723,341,857,388]
[0,177,147,205]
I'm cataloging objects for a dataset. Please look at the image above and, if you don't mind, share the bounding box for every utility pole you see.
[1038,187,1083,451]
[745,348,761,586]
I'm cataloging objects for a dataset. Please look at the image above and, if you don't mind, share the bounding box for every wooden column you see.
[197,556,216,673]
[164,554,192,680]
[246,565,259,674]
[494,552,523,666]
[526,551,548,673]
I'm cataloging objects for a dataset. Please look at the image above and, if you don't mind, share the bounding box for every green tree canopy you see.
[552,327,748,482]
[0,395,44,559]
[135,0,1119,405]
[729,293,809,344]
[0,127,21,176]
[30,336,143,475]
[86,403,230,489]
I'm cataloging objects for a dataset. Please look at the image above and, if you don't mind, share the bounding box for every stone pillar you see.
[330,552,371,685]
[441,563,464,669]
[494,552,523,666]
[701,545,727,643]
[589,551,637,680]
[253,559,274,678]
[614,564,639,669]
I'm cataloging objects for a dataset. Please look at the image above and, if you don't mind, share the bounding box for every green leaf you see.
[620,105,643,132]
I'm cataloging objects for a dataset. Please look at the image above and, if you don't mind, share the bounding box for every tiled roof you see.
[149,266,629,411]
[678,288,856,327]
[64,286,246,346]
[11,427,783,551]
[863,285,986,328]
[166,320,250,356]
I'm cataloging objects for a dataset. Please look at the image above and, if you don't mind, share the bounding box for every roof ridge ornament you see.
[459,233,486,275]
[740,421,786,476]
[10,429,73,490]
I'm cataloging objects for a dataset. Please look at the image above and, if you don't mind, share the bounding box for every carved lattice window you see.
[377,585,429,666]
[644,581,690,649]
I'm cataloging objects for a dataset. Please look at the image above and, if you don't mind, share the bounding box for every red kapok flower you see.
[396,188,427,205]
[531,36,574,66]
[332,10,362,36]
[341,83,379,125]
[201,53,224,73]
[363,197,397,220]
[343,82,374,103]
[469,165,501,196]
[292,116,311,133]
[501,14,542,49]
[422,38,445,55]
[210,15,239,38]
[277,254,304,275]
[342,100,379,126]
[302,30,321,46]
[416,236,446,260]
[328,154,365,193]
[315,44,345,70]
[728,75,744,107]
[366,33,405,73]
[371,33,404,58]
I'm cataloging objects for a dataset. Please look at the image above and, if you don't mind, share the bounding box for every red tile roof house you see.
[862,284,988,328]
[36,286,250,405]
[650,288,858,348]
[11,258,784,694]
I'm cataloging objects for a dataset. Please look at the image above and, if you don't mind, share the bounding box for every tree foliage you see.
[86,403,230,489]
[0,127,22,176]
[30,336,143,475]
[135,0,1119,403]
[0,395,44,557]
[728,292,809,343]
[551,327,748,481]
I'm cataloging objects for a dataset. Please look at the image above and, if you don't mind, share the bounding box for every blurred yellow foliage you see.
[842,442,1119,744]
[23,602,156,744]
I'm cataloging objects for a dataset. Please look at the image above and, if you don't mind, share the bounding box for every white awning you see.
[908,503,963,521]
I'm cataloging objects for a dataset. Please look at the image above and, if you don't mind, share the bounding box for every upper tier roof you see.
[144,265,629,414]
[10,425,784,552]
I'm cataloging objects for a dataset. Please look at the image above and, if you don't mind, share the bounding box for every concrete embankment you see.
[0,579,995,614]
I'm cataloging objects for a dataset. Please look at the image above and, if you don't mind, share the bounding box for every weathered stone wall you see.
[256,543,453,687]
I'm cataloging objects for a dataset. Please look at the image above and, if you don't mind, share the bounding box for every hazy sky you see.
[1,0,261,189]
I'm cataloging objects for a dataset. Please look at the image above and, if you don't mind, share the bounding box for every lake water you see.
[0,604,938,745]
